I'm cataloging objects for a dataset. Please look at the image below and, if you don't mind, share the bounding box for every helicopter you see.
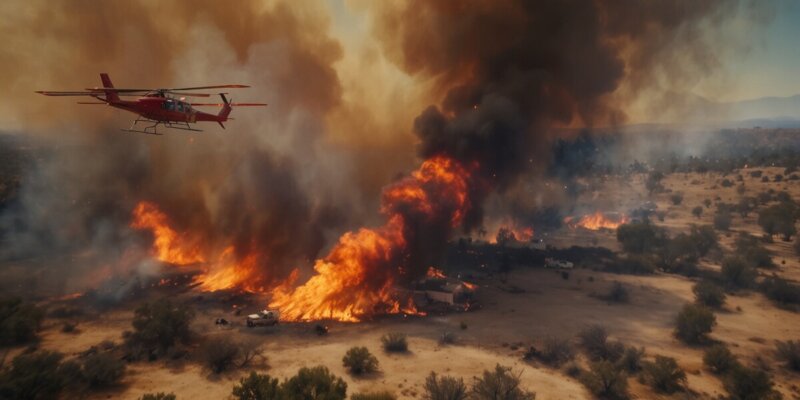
[37,73,266,135]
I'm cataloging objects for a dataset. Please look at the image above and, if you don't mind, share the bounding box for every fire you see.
[130,202,205,265]
[426,266,447,279]
[269,155,474,322]
[564,211,628,231]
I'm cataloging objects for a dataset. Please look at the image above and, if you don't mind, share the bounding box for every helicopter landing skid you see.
[121,117,203,135]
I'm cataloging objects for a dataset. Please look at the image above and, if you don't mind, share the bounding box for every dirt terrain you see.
[11,168,800,399]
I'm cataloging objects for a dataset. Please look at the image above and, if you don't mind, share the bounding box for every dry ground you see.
[11,167,800,399]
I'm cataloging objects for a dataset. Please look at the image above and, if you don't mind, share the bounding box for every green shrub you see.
[128,299,194,356]
[616,347,645,373]
[579,361,628,400]
[81,352,125,388]
[721,257,756,289]
[0,350,66,400]
[703,344,739,375]
[202,336,240,374]
[775,340,800,371]
[578,325,623,362]
[381,332,408,353]
[231,372,280,400]
[723,366,781,400]
[538,336,575,366]
[693,280,726,308]
[670,193,683,205]
[735,233,775,269]
[139,393,177,400]
[281,366,347,400]
[422,372,467,400]
[674,304,716,344]
[342,346,378,375]
[692,206,703,218]
[642,356,686,394]
[616,222,666,254]
[0,297,44,345]
[351,391,396,400]
[471,364,535,400]
[713,212,732,230]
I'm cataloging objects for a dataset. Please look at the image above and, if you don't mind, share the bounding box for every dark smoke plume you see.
[368,0,759,230]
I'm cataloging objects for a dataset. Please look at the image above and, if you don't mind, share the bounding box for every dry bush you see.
[775,340,800,371]
[578,325,624,362]
[381,332,409,353]
[703,344,739,375]
[0,297,44,345]
[128,299,194,358]
[282,366,347,399]
[723,366,781,400]
[471,365,535,400]
[604,282,630,303]
[674,304,716,344]
[342,346,379,375]
[693,280,726,308]
[231,372,280,400]
[580,361,628,400]
[616,347,645,373]
[422,372,467,400]
[440,332,457,344]
[201,336,240,374]
[139,393,177,400]
[642,356,686,394]
[537,336,575,367]
[81,352,126,388]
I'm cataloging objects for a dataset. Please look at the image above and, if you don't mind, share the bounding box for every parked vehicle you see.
[246,310,279,327]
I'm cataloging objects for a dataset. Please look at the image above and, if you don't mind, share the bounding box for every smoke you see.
[0,0,357,295]
[363,0,767,230]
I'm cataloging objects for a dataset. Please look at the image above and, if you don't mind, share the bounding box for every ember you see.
[564,211,628,231]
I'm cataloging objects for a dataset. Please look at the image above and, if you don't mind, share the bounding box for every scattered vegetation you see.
[713,212,732,230]
[775,340,800,371]
[578,325,623,362]
[642,356,686,394]
[0,297,44,345]
[471,365,535,400]
[703,344,739,374]
[202,336,241,374]
[603,282,630,303]
[693,280,726,308]
[723,366,781,400]
[734,233,775,269]
[422,372,467,400]
[670,193,683,205]
[127,299,194,359]
[758,202,798,241]
[381,332,409,353]
[760,275,800,307]
[674,303,716,344]
[616,222,666,254]
[721,256,757,289]
[579,361,628,400]
[0,350,68,399]
[616,347,645,373]
[536,336,575,366]
[80,352,126,388]
[281,366,348,400]
[231,372,280,400]
[692,206,703,219]
[342,346,379,375]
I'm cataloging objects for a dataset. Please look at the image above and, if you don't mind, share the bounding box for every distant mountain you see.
[694,94,800,127]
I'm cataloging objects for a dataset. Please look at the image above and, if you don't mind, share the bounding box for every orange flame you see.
[426,266,447,279]
[564,211,628,231]
[130,201,205,265]
[269,156,473,322]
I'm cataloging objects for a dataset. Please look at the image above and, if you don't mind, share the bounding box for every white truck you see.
[545,257,574,269]
[246,310,279,327]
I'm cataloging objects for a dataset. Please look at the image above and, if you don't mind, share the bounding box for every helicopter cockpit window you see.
[165,101,174,111]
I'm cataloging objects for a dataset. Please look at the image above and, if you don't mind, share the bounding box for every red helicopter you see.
[37,73,266,135]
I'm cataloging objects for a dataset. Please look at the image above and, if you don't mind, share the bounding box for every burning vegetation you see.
[564,212,629,231]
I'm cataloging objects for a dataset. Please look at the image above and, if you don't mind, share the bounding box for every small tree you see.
[616,347,645,373]
[231,372,280,400]
[580,361,628,400]
[693,280,726,308]
[775,340,800,371]
[703,344,739,374]
[0,351,67,399]
[422,372,467,400]
[129,299,194,356]
[381,332,408,353]
[674,304,716,344]
[342,346,379,375]
[604,282,629,303]
[81,352,126,388]
[721,256,756,289]
[723,366,780,400]
[670,193,684,205]
[713,212,732,231]
[642,356,686,394]
[471,365,535,400]
[760,275,800,306]
[578,325,623,362]
[281,366,347,400]
[0,297,44,345]
[537,336,575,366]
[202,336,240,374]
[691,206,703,219]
